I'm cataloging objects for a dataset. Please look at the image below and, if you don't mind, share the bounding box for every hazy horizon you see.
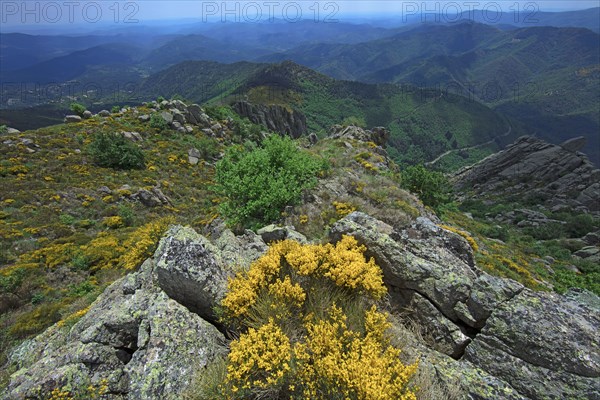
[1,1,599,34]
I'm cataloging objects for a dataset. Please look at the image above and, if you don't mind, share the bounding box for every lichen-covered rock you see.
[2,227,237,400]
[330,212,522,334]
[256,224,307,244]
[330,212,600,399]
[463,288,600,400]
[154,226,230,322]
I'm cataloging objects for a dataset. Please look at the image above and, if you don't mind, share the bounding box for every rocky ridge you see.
[3,213,598,399]
[232,101,308,138]
[452,135,600,212]
[2,225,268,400]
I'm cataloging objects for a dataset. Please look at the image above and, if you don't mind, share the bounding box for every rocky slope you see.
[3,212,598,399]
[453,135,600,212]
[1,103,598,399]
[232,101,307,139]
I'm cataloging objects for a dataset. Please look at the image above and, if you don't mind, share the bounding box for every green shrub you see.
[117,204,136,226]
[111,105,121,113]
[0,125,7,134]
[563,214,598,238]
[205,105,234,121]
[342,115,367,128]
[233,119,263,144]
[401,165,451,208]
[70,102,86,117]
[215,135,324,229]
[149,113,168,131]
[87,132,145,169]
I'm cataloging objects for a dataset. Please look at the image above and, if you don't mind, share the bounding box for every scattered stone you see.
[160,111,173,125]
[97,186,111,195]
[188,148,201,165]
[5,127,20,134]
[64,115,82,123]
[121,131,143,141]
[82,110,93,119]
[560,136,586,152]
[308,132,318,145]
[257,224,307,244]
[134,188,171,207]
[582,231,600,246]
[138,114,150,123]
[98,110,110,117]
[171,109,185,125]
[573,246,600,263]
[565,264,581,273]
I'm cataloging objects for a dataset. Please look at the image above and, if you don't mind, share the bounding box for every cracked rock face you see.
[452,136,600,212]
[232,101,307,138]
[464,288,600,400]
[2,226,267,400]
[330,212,600,400]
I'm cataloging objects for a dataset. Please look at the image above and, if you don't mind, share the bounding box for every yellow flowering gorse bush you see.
[213,236,417,400]
[222,235,386,319]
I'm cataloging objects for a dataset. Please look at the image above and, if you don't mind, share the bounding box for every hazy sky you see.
[1,0,598,28]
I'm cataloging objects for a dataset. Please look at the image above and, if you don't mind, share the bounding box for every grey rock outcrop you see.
[328,124,390,147]
[2,225,270,399]
[154,227,230,322]
[64,115,82,123]
[329,212,600,399]
[463,288,600,400]
[133,188,171,207]
[453,136,600,211]
[232,101,307,138]
[256,224,307,244]
[2,225,242,400]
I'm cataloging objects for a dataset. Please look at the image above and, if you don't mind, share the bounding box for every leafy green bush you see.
[87,132,145,169]
[149,113,168,131]
[70,102,86,117]
[232,118,263,143]
[117,204,136,226]
[0,125,7,134]
[401,165,451,208]
[205,105,234,121]
[111,105,121,113]
[215,135,324,229]
[563,214,597,238]
[342,115,367,128]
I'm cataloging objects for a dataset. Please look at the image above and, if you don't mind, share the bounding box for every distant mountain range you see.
[137,60,519,170]
[262,22,600,163]
[1,9,598,164]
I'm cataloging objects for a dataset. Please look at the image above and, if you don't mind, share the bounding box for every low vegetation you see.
[1,99,597,394]
[87,131,146,169]
[214,135,325,229]
[400,164,451,208]
[194,236,418,400]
